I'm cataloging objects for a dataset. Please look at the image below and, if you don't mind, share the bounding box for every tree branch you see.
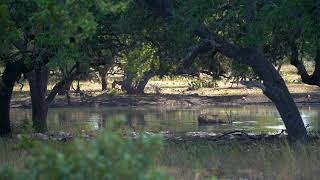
[181,41,213,69]
[289,41,320,86]
[45,64,80,104]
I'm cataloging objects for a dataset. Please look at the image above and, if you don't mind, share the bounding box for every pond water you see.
[10,105,320,135]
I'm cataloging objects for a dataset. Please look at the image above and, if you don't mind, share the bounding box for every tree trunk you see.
[27,67,49,133]
[217,44,308,142]
[26,64,80,133]
[290,43,320,87]
[252,51,307,142]
[58,69,73,96]
[136,0,308,142]
[121,72,137,94]
[0,83,13,136]
[0,61,27,136]
[136,72,153,93]
[76,79,81,92]
[121,80,136,94]
[98,67,108,91]
[121,72,152,94]
[184,32,307,142]
[0,79,15,136]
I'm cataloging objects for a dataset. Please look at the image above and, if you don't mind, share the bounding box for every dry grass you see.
[2,137,320,180]
[158,139,320,180]
[0,139,27,169]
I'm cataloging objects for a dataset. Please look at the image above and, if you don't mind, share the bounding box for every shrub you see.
[187,79,218,91]
[0,125,170,180]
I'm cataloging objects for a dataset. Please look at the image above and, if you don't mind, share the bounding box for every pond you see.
[10,105,320,135]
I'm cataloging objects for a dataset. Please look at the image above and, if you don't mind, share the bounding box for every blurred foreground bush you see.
[0,124,169,180]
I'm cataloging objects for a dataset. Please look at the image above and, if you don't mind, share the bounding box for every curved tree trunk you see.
[178,31,308,142]
[137,0,308,143]
[212,39,308,142]
[290,43,320,87]
[248,50,307,142]
[27,67,49,132]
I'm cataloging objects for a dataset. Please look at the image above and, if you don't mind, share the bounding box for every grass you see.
[2,137,320,180]
[158,139,320,180]
[0,138,27,169]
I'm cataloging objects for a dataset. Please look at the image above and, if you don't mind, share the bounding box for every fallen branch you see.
[213,130,257,141]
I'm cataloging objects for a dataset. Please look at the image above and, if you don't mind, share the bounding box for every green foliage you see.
[219,56,258,82]
[0,166,17,180]
[260,0,320,60]
[0,0,100,71]
[0,3,19,55]
[188,79,218,91]
[11,118,34,134]
[0,124,170,180]
[106,88,123,97]
[121,43,159,81]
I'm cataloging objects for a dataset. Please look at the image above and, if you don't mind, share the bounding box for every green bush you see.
[0,126,170,180]
[187,79,218,91]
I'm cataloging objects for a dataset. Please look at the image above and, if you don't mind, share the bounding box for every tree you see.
[119,44,159,94]
[262,0,320,87]
[26,64,80,132]
[16,0,130,133]
[135,0,308,142]
[0,0,97,136]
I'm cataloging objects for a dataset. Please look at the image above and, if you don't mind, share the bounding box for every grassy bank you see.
[158,139,320,179]
[2,137,320,180]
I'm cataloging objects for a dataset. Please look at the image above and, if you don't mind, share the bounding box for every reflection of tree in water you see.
[316,111,320,132]
[21,110,31,122]
[124,111,146,132]
[140,109,198,133]
[100,111,108,129]
[58,112,69,126]
[306,110,320,132]
[10,106,320,134]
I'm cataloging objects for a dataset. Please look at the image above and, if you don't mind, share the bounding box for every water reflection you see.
[10,105,320,134]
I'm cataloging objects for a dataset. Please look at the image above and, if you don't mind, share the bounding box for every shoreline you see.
[11,91,320,109]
